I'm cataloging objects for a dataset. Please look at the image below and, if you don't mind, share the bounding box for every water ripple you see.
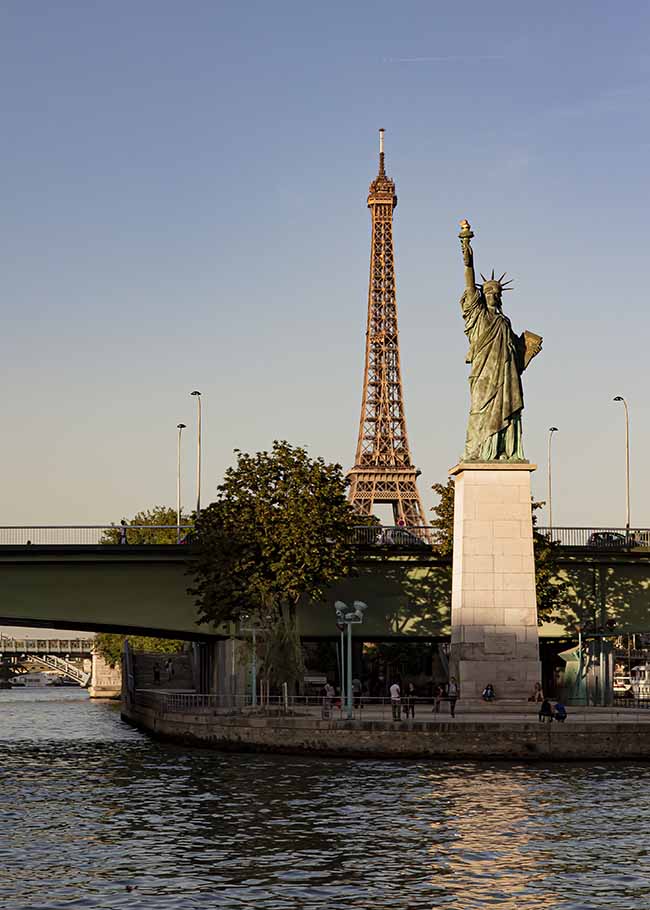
[0,690,648,908]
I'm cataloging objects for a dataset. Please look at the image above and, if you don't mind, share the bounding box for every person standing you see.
[118,520,128,545]
[352,677,362,710]
[447,676,459,718]
[403,682,416,719]
[389,680,401,721]
[432,683,444,714]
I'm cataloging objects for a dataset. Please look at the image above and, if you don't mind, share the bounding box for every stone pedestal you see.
[449,462,541,701]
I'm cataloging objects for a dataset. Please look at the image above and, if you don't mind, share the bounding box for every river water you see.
[1,689,648,909]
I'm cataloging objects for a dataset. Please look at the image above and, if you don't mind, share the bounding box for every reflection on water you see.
[0,689,648,909]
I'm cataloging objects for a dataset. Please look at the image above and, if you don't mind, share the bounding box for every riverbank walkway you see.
[137,691,650,725]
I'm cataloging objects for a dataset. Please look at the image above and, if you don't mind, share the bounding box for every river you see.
[0,688,648,909]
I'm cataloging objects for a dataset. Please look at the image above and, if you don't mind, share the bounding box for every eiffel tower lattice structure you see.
[347,130,427,528]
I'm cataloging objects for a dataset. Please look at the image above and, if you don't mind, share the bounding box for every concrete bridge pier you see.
[88,651,122,699]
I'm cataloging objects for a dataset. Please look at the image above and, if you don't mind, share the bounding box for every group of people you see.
[392,678,461,719]
[528,682,567,722]
[320,677,569,722]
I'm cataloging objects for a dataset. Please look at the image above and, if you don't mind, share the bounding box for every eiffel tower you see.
[347,130,427,527]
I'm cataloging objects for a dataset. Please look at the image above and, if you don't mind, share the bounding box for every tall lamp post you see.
[176,423,186,543]
[547,427,559,536]
[334,600,367,719]
[190,391,202,515]
[613,396,630,533]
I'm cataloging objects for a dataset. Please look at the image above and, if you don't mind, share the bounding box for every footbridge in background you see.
[0,525,648,640]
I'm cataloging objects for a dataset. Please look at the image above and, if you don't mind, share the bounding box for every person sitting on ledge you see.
[538,698,553,723]
[481,683,495,702]
[528,682,544,703]
[553,700,567,723]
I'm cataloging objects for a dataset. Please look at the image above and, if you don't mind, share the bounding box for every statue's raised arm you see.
[459,219,476,290]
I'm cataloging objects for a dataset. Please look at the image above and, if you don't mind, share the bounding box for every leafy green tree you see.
[430,480,455,555]
[430,481,569,624]
[95,633,184,668]
[190,441,360,687]
[101,506,192,545]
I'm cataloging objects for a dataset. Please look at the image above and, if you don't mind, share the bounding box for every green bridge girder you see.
[0,544,648,639]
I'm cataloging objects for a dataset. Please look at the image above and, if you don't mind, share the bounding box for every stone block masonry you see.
[449,462,542,701]
[122,700,650,762]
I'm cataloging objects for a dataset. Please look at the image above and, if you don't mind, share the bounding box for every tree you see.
[189,441,360,688]
[430,481,569,624]
[95,633,184,668]
[100,506,192,545]
[430,480,455,555]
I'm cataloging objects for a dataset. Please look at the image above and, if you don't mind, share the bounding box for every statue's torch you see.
[458,219,474,267]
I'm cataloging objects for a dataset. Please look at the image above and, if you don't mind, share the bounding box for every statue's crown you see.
[480,270,513,293]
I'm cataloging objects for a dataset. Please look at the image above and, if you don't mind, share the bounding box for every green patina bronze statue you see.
[458,220,542,462]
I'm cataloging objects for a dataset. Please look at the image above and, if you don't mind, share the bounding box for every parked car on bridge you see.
[587,532,627,548]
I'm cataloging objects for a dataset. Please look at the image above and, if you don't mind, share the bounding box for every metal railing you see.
[134,690,650,724]
[0,524,648,550]
[537,527,650,549]
[0,525,193,545]
[0,638,94,655]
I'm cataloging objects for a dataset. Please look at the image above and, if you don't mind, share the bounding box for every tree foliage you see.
[95,633,184,668]
[430,480,455,555]
[430,481,570,624]
[190,441,361,691]
[100,506,192,545]
[190,441,359,627]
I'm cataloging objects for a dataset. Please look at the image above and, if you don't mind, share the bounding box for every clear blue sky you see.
[1,1,648,528]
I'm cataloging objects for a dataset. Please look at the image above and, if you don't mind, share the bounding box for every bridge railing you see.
[0,525,193,545]
[536,527,650,549]
[0,524,648,549]
[0,638,95,654]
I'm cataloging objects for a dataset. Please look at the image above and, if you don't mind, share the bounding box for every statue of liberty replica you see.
[449,220,543,703]
[458,219,542,461]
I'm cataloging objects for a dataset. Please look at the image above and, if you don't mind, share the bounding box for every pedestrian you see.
[389,680,401,721]
[553,700,567,723]
[401,681,416,719]
[528,682,544,703]
[119,520,128,545]
[538,698,553,723]
[322,681,335,718]
[481,683,495,702]
[152,662,161,685]
[432,683,444,714]
[164,657,174,680]
[447,676,459,718]
[352,677,362,710]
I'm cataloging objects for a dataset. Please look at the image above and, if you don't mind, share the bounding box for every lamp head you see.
[191,390,201,397]
[613,396,624,402]
[549,426,558,433]
[177,423,186,430]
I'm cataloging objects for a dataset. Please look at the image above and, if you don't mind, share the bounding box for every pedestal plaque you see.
[449,462,542,701]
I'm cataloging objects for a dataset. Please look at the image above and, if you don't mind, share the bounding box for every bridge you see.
[0,525,648,640]
[0,637,94,685]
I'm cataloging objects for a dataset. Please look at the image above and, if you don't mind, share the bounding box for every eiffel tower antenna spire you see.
[347,130,427,527]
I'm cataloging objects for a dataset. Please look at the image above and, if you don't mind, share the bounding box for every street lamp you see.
[191,391,202,515]
[613,397,630,533]
[547,427,558,536]
[176,423,186,543]
[334,600,367,720]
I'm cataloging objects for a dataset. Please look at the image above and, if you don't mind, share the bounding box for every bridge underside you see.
[0,545,649,639]
[0,546,215,639]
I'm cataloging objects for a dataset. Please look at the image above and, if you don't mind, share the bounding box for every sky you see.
[1,1,649,531]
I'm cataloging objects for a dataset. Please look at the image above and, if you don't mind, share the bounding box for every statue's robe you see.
[461,287,525,461]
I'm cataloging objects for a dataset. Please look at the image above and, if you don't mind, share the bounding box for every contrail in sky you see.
[383,55,506,63]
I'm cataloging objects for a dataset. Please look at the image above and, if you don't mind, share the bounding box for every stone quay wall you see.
[123,700,650,762]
